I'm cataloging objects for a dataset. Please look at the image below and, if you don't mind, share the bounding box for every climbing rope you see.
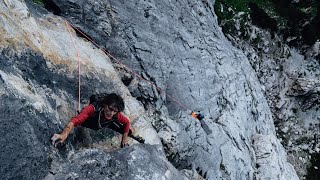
[63,18,212,135]
[65,20,81,113]
[63,19,191,112]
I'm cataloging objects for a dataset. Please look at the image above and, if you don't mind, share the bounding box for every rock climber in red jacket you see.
[51,93,144,148]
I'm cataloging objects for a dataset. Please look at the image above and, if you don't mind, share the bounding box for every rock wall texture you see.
[214,1,320,177]
[0,0,299,179]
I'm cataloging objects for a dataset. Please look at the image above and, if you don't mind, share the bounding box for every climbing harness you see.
[63,19,212,135]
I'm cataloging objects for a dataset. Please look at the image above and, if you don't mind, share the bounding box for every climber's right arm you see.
[51,122,74,147]
[51,105,95,147]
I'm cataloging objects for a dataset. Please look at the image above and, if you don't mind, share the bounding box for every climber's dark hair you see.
[102,93,125,112]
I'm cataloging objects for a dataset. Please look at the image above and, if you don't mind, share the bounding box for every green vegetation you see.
[214,0,318,19]
[214,0,320,46]
[216,0,273,13]
[32,0,45,6]
[214,0,282,32]
[296,0,319,17]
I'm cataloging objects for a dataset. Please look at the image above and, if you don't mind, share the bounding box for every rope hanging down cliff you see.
[64,19,212,135]
[65,20,81,113]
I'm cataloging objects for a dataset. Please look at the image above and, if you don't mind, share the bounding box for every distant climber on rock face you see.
[51,93,145,148]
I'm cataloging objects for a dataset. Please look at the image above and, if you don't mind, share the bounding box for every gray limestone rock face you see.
[216,5,320,176]
[287,78,320,110]
[0,0,300,180]
[50,144,185,180]
[0,1,160,179]
[49,0,299,179]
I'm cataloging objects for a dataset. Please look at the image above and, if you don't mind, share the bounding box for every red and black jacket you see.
[71,104,130,133]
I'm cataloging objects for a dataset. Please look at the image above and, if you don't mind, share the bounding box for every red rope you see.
[63,19,191,112]
[65,20,81,112]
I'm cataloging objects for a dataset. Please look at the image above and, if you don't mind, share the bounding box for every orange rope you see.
[65,20,81,112]
[63,19,191,112]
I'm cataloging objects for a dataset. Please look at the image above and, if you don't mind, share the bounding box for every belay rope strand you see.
[63,19,212,135]
[65,20,81,113]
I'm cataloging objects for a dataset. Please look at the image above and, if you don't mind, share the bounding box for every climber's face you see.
[103,104,119,120]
